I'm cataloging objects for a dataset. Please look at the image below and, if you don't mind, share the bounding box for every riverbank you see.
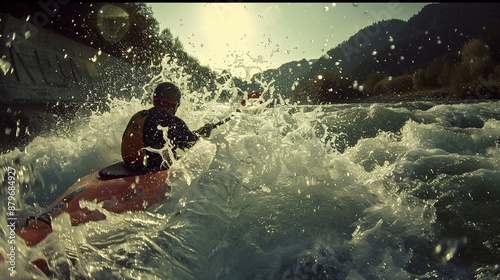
[343,88,500,104]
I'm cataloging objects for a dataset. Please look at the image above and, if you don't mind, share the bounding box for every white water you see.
[1,67,500,279]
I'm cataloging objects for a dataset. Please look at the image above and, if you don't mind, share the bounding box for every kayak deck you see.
[18,162,170,247]
[98,161,168,179]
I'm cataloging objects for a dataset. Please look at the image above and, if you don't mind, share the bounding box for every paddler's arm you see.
[169,120,212,151]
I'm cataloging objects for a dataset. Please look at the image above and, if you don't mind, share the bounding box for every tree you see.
[461,38,495,79]
[413,69,427,90]
[386,74,414,95]
[363,72,387,96]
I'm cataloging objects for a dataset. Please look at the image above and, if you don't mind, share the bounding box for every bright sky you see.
[149,3,429,79]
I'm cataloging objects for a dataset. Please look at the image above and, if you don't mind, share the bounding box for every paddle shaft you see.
[214,115,232,127]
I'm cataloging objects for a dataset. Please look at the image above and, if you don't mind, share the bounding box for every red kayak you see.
[10,162,170,276]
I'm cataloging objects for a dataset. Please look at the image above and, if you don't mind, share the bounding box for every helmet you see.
[153,82,181,107]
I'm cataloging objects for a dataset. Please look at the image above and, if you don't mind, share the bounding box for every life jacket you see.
[121,110,149,168]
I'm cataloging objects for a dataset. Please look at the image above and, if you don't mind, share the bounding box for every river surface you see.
[1,80,500,279]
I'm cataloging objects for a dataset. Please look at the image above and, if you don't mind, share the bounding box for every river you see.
[1,76,500,279]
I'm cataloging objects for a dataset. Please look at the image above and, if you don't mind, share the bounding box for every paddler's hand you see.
[195,123,215,138]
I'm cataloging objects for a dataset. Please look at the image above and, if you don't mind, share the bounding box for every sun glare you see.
[200,4,258,70]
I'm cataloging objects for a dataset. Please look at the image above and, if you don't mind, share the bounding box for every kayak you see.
[10,162,170,276]
[19,161,170,246]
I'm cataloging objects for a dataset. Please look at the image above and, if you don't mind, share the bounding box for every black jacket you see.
[121,107,199,170]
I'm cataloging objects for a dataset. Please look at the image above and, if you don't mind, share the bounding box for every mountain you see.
[238,58,316,100]
[317,19,406,78]
[350,3,500,82]
[241,3,500,103]
[238,18,406,102]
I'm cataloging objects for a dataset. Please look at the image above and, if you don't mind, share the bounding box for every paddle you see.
[210,91,262,128]
[214,115,233,127]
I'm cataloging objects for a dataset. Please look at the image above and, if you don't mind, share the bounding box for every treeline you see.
[1,2,220,95]
[243,3,500,104]
[293,38,500,104]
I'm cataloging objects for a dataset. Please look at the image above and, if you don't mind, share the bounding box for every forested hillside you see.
[241,3,500,104]
[3,2,500,104]
[1,2,220,96]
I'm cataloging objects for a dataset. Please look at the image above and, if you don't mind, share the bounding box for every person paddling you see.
[121,82,215,171]
[14,82,216,276]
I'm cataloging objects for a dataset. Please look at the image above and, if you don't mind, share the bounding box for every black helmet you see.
[153,82,181,107]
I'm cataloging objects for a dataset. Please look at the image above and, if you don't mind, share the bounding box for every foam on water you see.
[1,69,500,279]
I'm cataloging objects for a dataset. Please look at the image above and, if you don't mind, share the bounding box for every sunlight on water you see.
[1,56,500,279]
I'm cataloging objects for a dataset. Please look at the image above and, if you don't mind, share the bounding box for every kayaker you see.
[121,82,214,171]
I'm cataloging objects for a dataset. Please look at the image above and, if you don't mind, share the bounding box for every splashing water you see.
[1,59,500,279]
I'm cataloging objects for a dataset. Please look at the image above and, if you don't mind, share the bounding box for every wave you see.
[1,84,499,279]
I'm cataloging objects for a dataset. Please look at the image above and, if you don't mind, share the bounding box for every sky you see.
[149,3,430,79]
